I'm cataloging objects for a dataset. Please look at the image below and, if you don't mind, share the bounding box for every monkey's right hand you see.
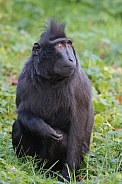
[42,125,63,142]
[49,129,63,142]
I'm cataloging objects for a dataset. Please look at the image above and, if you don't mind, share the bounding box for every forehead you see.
[50,38,72,44]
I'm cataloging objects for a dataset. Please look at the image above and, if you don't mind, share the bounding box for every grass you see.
[0,0,122,183]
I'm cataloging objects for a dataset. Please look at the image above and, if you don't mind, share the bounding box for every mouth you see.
[55,66,75,77]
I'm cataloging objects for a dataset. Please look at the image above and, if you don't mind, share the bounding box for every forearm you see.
[17,112,63,141]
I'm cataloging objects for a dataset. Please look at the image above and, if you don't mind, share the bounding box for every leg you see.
[42,128,67,171]
[12,120,39,157]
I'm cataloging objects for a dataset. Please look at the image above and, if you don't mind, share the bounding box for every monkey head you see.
[31,20,77,83]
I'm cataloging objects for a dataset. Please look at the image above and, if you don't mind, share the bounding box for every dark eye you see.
[56,42,64,49]
[67,43,71,48]
[67,42,72,48]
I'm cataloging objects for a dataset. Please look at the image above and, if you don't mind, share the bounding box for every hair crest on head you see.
[40,19,66,42]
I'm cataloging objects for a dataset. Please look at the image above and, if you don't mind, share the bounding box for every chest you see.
[27,87,72,127]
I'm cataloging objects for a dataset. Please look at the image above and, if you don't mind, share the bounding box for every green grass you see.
[0,0,122,183]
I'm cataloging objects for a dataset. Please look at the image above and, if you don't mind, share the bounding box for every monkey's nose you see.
[69,58,73,62]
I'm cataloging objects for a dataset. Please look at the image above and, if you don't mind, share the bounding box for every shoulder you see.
[74,67,91,89]
[72,67,92,106]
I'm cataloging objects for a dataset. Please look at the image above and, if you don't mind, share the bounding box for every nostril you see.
[69,58,73,62]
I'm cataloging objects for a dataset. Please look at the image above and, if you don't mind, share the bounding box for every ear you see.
[32,42,41,55]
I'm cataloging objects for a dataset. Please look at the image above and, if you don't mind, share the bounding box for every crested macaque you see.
[12,20,94,182]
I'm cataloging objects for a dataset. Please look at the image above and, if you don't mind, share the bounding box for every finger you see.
[53,133,63,139]
[50,129,63,138]
[50,134,63,142]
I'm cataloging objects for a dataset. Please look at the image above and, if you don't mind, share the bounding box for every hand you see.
[49,129,63,142]
[43,125,63,142]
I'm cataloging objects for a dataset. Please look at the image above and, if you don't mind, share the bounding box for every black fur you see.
[41,19,66,42]
[12,19,94,182]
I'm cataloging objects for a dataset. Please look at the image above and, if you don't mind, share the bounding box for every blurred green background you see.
[0,0,122,184]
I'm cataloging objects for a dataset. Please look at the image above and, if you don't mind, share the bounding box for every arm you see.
[61,72,94,181]
[17,112,63,142]
[61,106,88,180]
[15,70,63,142]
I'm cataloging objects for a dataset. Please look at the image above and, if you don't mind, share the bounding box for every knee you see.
[12,120,22,146]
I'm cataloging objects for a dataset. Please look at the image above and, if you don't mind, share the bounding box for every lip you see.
[55,66,75,77]
[59,66,75,69]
